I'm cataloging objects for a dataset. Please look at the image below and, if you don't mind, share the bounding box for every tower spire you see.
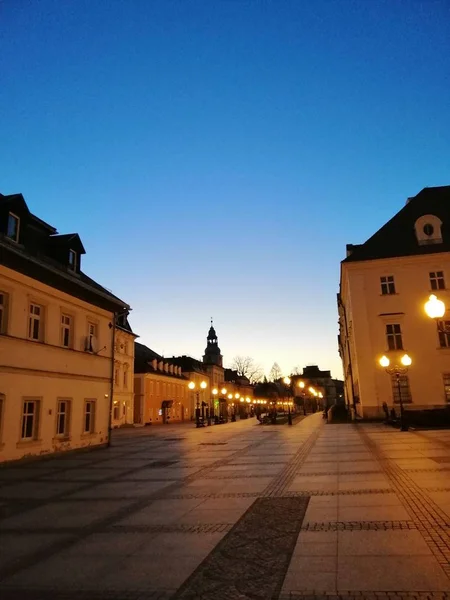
[203,320,223,367]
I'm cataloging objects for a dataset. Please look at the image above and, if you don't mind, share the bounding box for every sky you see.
[1,0,449,379]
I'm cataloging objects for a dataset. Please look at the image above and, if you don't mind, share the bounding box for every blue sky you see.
[1,0,449,378]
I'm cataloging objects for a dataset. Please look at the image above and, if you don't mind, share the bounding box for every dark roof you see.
[302,366,331,378]
[116,313,137,336]
[343,186,450,263]
[224,368,251,385]
[0,193,129,313]
[135,343,186,379]
[171,355,206,374]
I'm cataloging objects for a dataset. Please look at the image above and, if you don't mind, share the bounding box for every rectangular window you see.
[391,374,412,404]
[68,249,77,271]
[115,368,120,386]
[123,370,128,389]
[380,276,396,295]
[438,321,450,348]
[430,271,445,291]
[21,400,40,440]
[0,394,4,442]
[443,374,450,403]
[0,291,7,334]
[28,303,43,341]
[7,213,19,242]
[56,400,70,437]
[113,402,120,420]
[386,323,403,350]
[86,322,97,352]
[61,314,72,347]
[84,400,95,433]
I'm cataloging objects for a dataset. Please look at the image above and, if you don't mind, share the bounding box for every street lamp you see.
[298,380,307,415]
[424,294,450,338]
[211,388,218,425]
[188,380,208,428]
[283,376,293,425]
[378,354,412,432]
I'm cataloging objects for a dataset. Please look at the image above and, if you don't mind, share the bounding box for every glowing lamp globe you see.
[401,354,412,367]
[379,356,390,368]
[425,294,445,319]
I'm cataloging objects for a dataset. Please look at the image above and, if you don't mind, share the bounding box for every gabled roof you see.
[343,186,450,263]
[135,343,186,379]
[49,233,86,254]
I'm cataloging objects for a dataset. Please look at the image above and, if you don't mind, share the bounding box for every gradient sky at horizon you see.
[1,0,449,379]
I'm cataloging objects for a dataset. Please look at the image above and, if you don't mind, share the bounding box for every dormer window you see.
[415,214,443,246]
[6,213,19,242]
[68,249,77,271]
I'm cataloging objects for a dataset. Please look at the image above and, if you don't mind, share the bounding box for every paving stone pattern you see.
[1,415,450,598]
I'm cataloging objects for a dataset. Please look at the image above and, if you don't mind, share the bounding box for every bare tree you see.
[291,365,302,375]
[231,356,264,383]
[269,362,283,382]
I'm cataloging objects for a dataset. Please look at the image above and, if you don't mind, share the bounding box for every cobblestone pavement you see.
[1,416,450,599]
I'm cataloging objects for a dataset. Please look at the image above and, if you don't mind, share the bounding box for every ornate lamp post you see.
[283,376,293,425]
[378,354,412,432]
[424,294,449,334]
[298,380,307,415]
[211,388,218,426]
[188,380,207,428]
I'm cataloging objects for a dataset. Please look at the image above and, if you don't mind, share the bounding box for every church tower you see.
[203,319,223,367]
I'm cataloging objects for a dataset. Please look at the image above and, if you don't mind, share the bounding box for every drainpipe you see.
[107,312,116,448]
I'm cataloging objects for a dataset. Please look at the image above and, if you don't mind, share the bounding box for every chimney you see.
[169,364,174,374]
[158,360,164,371]
[164,362,169,373]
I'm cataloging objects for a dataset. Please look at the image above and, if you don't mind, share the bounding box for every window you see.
[28,303,43,341]
[61,314,72,347]
[68,249,77,271]
[430,271,445,291]
[0,291,7,334]
[386,324,403,350]
[7,213,19,242]
[21,400,40,440]
[84,400,95,433]
[56,400,70,437]
[113,402,120,420]
[86,322,97,352]
[380,276,396,295]
[423,224,434,236]
[443,374,450,403]
[123,369,128,389]
[438,321,450,348]
[115,368,120,386]
[391,374,412,404]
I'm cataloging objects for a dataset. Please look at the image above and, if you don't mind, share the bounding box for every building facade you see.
[0,193,130,462]
[134,343,189,425]
[338,185,450,419]
[111,315,137,428]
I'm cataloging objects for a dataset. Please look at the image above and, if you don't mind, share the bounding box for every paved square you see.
[1,414,450,600]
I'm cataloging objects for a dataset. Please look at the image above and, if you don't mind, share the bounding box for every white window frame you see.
[430,271,445,291]
[380,275,396,295]
[68,249,77,272]
[28,303,43,341]
[386,323,403,351]
[83,400,96,434]
[7,212,20,242]
[61,313,72,348]
[21,399,40,441]
[86,322,97,352]
[56,399,71,437]
[438,321,450,348]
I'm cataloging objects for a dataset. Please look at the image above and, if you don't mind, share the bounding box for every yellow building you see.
[338,185,450,419]
[0,193,130,462]
[111,315,138,428]
[133,343,190,424]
